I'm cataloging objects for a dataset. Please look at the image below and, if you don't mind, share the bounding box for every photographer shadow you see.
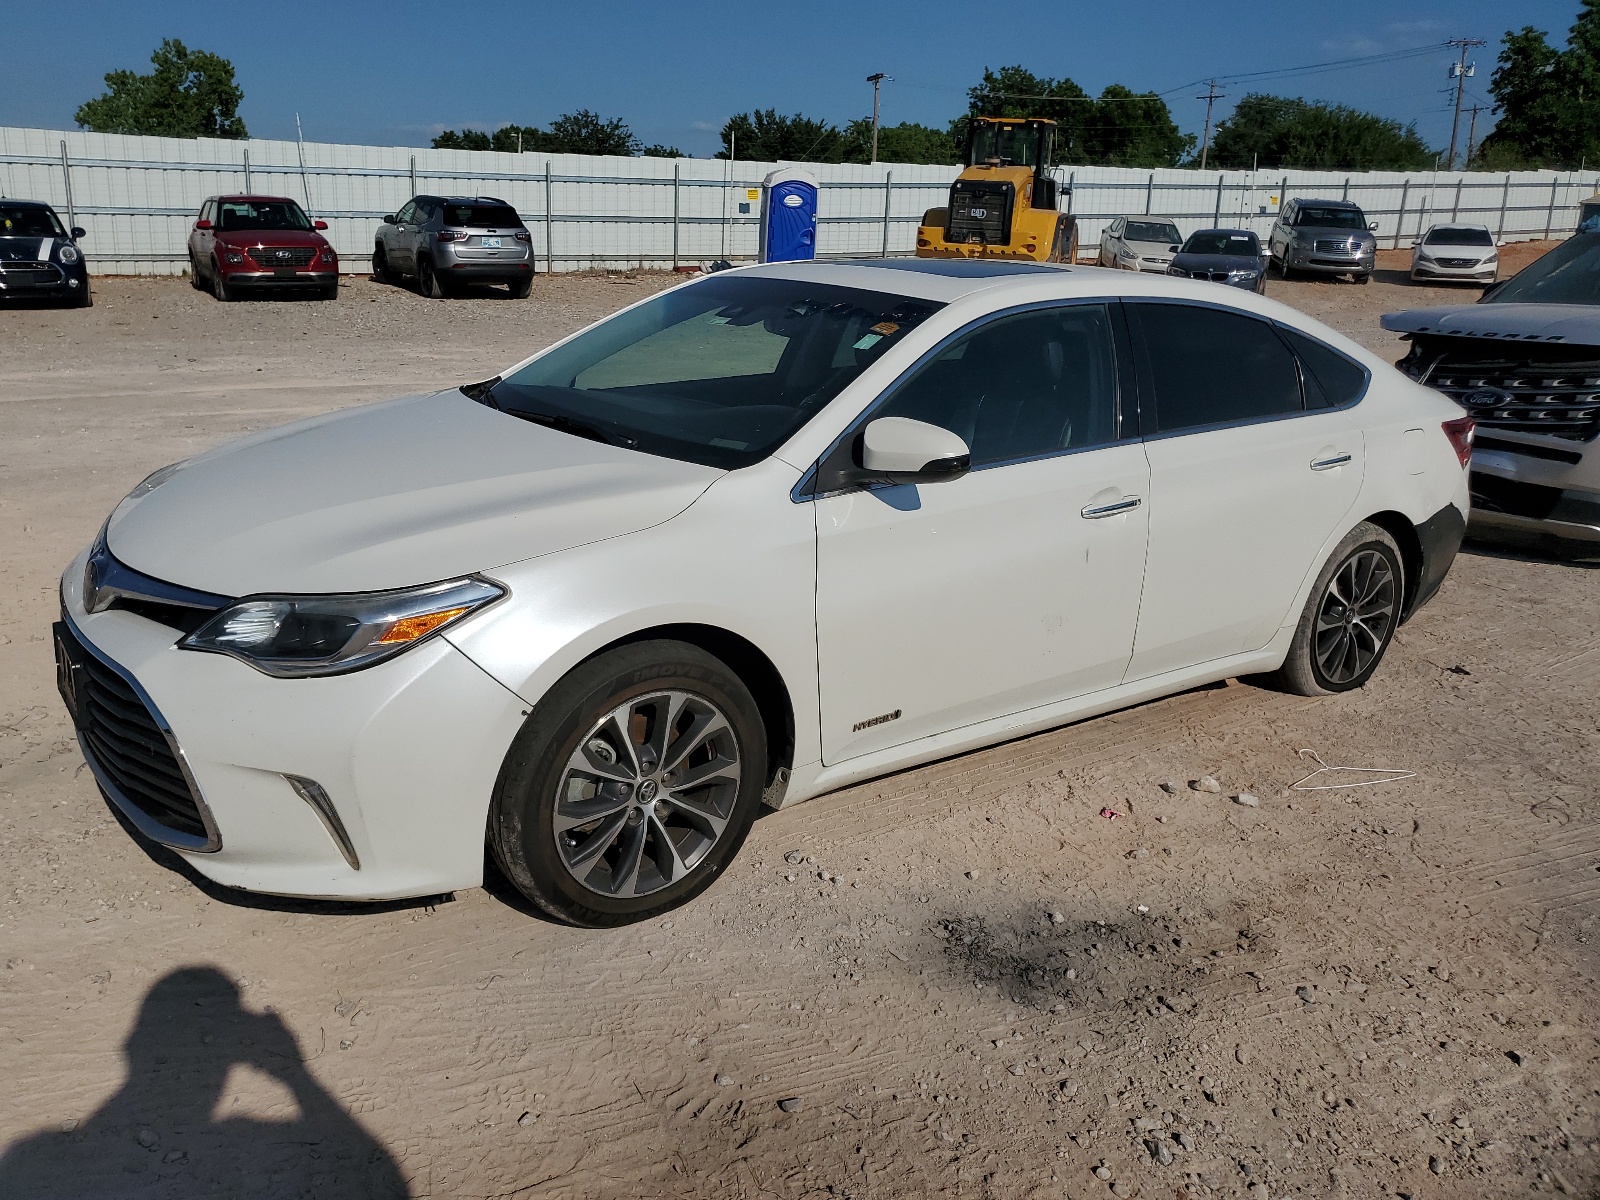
[0,966,409,1199]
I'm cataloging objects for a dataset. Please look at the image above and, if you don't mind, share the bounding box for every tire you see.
[1356,271,1371,285]
[508,274,533,299]
[489,640,768,927]
[211,262,233,302]
[1274,251,1291,280]
[372,244,394,284]
[73,282,92,308]
[418,257,445,299]
[318,282,339,301]
[1268,521,1405,696]
[189,252,205,290]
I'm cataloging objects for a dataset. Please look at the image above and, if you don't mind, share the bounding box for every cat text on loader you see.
[916,118,1077,263]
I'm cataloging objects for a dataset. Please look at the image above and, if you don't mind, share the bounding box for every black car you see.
[0,200,91,306]
[1166,229,1267,293]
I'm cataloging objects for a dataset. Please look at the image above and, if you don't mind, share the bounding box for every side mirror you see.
[382,214,397,225]
[70,226,86,239]
[1369,222,1380,232]
[859,417,971,483]
[313,219,329,230]
[195,219,212,231]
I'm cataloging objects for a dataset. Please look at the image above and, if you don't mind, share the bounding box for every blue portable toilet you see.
[759,167,819,263]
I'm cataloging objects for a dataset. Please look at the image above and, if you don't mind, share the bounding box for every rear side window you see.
[1131,303,1302,434]
[1279,327,1369,409]
[441,204,521,228]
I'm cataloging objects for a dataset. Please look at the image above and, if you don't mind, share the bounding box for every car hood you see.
[214,229,326,248]
[1293,227,1374,242]
[1124,240,1177,258]
[105,391,723,596]
[1171,252,1261,273]
[1379,302,1600,346]
[0,234,61,260]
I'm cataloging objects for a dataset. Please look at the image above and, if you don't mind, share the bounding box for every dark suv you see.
[1268,198,1378,283]
[373,196,533,298]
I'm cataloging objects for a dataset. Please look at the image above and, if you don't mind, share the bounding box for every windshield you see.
[1182,232,1259,256]
[0,204,65,238]
[968,122,1046,167]
[1487,233,1600,306]
[486,275,943,469]
[217,200,313,232]
[1423,227,1494,247]
[1295,206,1367,231]
[441,203,521,227]
[1125,221,1181,245]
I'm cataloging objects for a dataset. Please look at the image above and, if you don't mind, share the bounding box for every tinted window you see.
[0,204,64,238]
[1487,232,1600,306]
[441,203,521,227]
[1134,303,1302,433]
[217,200,312,232]
[1125,221,1181,245]
[1295,206,1366,230]
[873,305,1121,467]
[489,276,942,470]
[1423,226,1493,247]
[1280,327,1368,409]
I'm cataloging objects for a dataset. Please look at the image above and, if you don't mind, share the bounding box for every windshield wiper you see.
[506,408,636,448]
[460,376,501,405]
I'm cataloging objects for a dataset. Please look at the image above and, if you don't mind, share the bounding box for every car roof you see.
[729,258,1072,301]
[1292,198,1362,209]
[214,195,299,204]
[1422,222,1491,231]
[0,198,56,209]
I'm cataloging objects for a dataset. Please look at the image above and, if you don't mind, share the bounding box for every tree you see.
[432,113,655,156]
[1082,85,1194,167]
[1480,3,1600,168]
[75,39,246,139]
[640,144,686,158]
[432,129,493,151]
[960,66,1189,166]
[1206,93,1435,170]
[718,110,848,161]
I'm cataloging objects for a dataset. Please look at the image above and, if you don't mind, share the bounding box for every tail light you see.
[1442,416,1475,468]
[514,231,531,243]
[436,230,467,243]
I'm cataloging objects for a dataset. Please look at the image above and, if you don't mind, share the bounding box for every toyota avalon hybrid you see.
[57,260,1472,925]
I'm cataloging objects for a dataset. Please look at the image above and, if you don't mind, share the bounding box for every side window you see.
[873,304,1122,468]
[1132,303,1303,434]
[395,201,417,224]
[1280,326,1370,409]
[416,201,437,224]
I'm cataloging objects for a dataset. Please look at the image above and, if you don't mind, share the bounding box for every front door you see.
[390,200,420,270]
[1123,301,1365,680]
[814,302,1150,763]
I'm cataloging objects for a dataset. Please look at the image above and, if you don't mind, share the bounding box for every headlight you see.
[1228,268,1260,279]
[321,245,337,259]
[59,244,80,264]
[1166,266,1186,276]
[225,252,245,264]
[181,577,505,678]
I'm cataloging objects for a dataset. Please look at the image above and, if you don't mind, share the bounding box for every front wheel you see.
[211,263,234,302]
[1268,522,1404,696]
[489,641,768,926]
[372,244,395,284]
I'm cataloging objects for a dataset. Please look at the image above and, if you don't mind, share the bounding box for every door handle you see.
[1310,453,1353,471]
[1081,496,1142,519]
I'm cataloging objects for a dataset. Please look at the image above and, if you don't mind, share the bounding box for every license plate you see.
[53,622,85,728]
[274,266,297,278]
[480,237,502,248]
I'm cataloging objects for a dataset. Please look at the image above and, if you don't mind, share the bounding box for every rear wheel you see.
[188,251,205,290]
[489,641,768,927]
[1047,216,1076,264]
[1268,522,1404,696]
[418,257,445,299]
[508,274,533,299]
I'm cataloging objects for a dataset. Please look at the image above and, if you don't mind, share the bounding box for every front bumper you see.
[221,269,337,289]
[0,261,88,299]
[1284,247,1374,276]
[1411,261,1497,282]
[57,548,528,900]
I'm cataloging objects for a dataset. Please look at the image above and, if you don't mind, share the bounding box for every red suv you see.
[188,195,338,301]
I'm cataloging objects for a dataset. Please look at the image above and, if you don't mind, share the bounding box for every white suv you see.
[57,260,1471,925]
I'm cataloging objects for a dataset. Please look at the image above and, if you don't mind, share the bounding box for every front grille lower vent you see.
[247,245,317,269]
[946,181,1012,246]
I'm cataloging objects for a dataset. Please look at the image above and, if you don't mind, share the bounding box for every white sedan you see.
[57,260,1472,926]
[1411,223,1499,284]
[1098,217,1183,272]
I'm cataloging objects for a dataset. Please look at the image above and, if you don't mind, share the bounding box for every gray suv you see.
[373,195,533,298]
[1268,198,1378,284]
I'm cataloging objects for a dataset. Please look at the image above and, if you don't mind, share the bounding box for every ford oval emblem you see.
[1462,387,1513,408]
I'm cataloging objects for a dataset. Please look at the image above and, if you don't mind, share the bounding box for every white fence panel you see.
[2,124,1594,276]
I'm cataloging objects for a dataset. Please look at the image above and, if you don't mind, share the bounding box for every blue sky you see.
[1,0,1578,157]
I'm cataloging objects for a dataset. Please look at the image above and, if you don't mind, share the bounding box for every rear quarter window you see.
[1131,302,1303,433]
[1279,327,1370,408]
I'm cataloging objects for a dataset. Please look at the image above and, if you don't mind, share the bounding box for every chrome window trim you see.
[792,295,1135,503]
[62,609,223,854]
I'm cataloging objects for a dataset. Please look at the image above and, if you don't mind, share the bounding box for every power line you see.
[1197,80,1225,170]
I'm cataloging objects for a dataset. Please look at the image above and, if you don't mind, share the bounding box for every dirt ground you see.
[1,247,1596,1200]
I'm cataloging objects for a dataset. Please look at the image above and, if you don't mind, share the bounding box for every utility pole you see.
[1446,38,1486,171]
[1197,80,1225,171]
[867,73,891,164]
[1464,104,1484,167]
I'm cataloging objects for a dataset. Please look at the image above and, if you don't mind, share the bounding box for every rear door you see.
[1123,301,1365,680]
[813,302,1150,762]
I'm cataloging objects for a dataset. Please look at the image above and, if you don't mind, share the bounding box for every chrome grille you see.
[1314,238,1356,254]
[0,263,61,286]
[246,245,316,269]
[55,623,209,842]
[1400,344,1600,442]
[1434,257,1482,268]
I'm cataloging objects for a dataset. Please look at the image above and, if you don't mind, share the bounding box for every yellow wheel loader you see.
[916,118,1077,264]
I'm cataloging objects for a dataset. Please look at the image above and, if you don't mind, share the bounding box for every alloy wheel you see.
[553,690,743,898]
[1313,549,1398,685]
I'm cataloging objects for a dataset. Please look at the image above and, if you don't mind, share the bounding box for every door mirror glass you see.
[383,214,397,225]
[70,226,86,239]
[859,417,971,482]
[195,219,212,231]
